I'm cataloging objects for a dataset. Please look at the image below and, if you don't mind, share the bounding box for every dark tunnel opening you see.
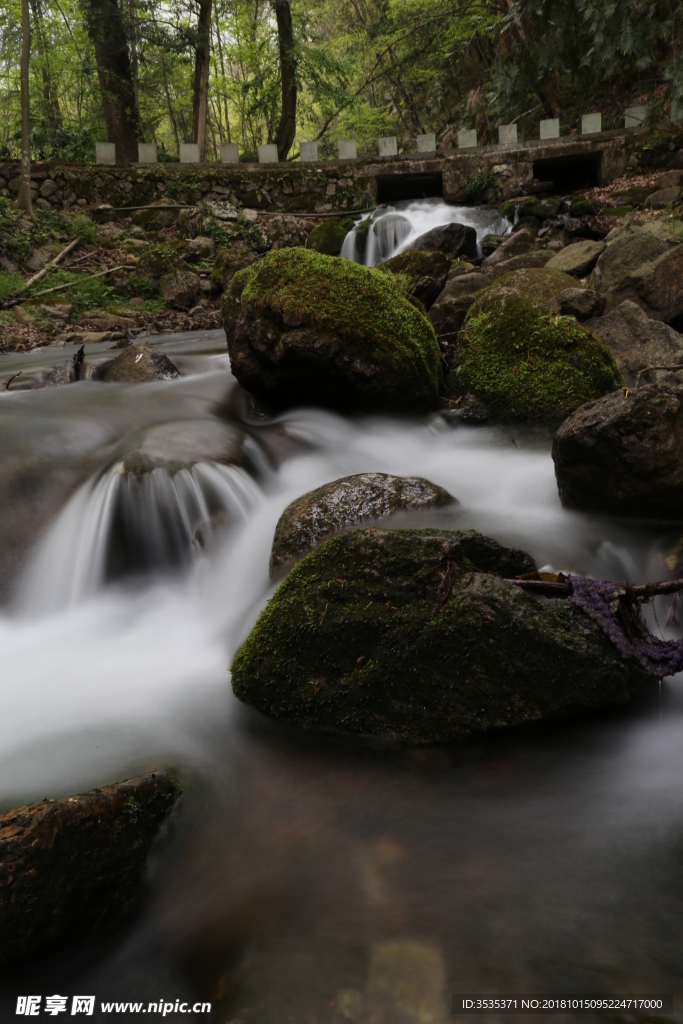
[376,172,443,204]
[533,152,603,192]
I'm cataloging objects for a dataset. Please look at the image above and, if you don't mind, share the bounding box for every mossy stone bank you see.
[222,248,442,413]
[231,529,649,743]
[444,290,622,421]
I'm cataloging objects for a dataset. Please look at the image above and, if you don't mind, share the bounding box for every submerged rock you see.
[231,529,649,742]
[443,290,622,421]
[377,250,451,310]
[221,248,441,413]
[409,222,477,260]
[96,343,180,383]
[270,473,455,572]
[122,419,246,475]
[0,772,179,966]
[585,300,683,387]
[552,377,683,518]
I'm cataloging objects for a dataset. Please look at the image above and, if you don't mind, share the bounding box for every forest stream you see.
[0,202,682,1021]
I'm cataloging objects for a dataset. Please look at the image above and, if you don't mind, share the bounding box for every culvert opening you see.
[533,152,603,192]
[376,172,443,204]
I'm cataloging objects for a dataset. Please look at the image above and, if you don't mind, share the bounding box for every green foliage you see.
[446,291,623,421]
[71,215,96,244]
[464,167,495,200]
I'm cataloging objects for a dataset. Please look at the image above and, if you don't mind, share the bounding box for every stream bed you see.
[0,201,682,1022]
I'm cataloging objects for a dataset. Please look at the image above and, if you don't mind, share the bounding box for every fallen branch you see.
[635,362,683,387]
[23,238,81,289]
[509,575,683,600]
[4,371,23,391]
[31,265,134,299]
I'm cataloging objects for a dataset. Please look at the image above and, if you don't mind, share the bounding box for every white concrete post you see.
[138,143,158,164]
[220,143,240,163]
[179,142,200,163]
[498,124,518,145]
[299,141,318,162]
[581,113,602,135]
[338,140,357,160]
[539,118,559,140]
[378,136,398,158]
[416,133,436,153]
[624,106,647,129]
[457,129,477,149]
[258,144,279,163]
[96,142,116,165]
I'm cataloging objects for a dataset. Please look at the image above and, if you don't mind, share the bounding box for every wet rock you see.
[552,377,683,517]
[270,473,455,572]
[587,229,673,307]
[478,267,580,308]
[626,243,683,322]
[545,239,606,278]
[221,248,441,413]
[377,250,451,310]
[442,289,622,421]
[409,222,477,260]
[656,170,683,190]
[231,528,649,742]
[122,419,245,475]
[440,393,490,422]
[96,343,180,383]
[0,772,179,966]
[160,268,201,309]
[481,233,505,257]
[306,217,355,256]
[585,301,683,387]
[482,228,539,267]
[644,187,682,210]
[13,305,36,327]
[211,245,257,293]
[487,251,554,278]
[553,287,606,322]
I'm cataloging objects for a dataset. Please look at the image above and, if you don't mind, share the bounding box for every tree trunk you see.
[213,4,231,143]
[273,0,296,161]
[128,0,142,125]
[17,0,33,215]
[81,0,141,163]
[192,0,212,162]
[29,0,63,129]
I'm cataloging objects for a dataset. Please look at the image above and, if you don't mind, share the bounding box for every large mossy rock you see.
[552,376,683,517]
[0,772,179,966]
[270,473,455,572]
[443,291,623,421]
[307,217,355,256]
[479,267,582,308]
[211,244,257,293]
[377,250,452,310]
[221,248,442,413]
[231,529,649,742]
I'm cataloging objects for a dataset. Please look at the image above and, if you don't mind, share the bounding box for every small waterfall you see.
[342,197,512,266]
[16,461,262,616]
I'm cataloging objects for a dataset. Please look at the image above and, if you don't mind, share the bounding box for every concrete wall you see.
[0,129,651,216]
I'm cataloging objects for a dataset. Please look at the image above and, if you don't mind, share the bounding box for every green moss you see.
[570,197,597,216]
[230,527,644,742]
[307,216,355,256]
[512,216,540,233]
[480,267,579,307]
[445,290,623,421]
[603,205,634,217]
[227,247,442,405]
[463,167,495,200]
[499,201,517,219]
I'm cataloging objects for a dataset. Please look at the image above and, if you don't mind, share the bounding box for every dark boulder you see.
[552,376,683,518]
[377,249,452,310]
[306,217,355,257]
[0,772,179,966]
[585,300,683,387]
[231,529,650,743]
[221,248,441,413]
[410,222,477,260]
[270,473,455,572]
[553,287,606,322]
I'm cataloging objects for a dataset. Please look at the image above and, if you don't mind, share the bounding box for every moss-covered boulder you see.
[307,217,355,256]
[481,267,582,307]
[443,290,622,421]
[231,528,650,742]
[270,473,455,573]
[377,250,452,310]
[211,244,257,292]
[221,248,442,413]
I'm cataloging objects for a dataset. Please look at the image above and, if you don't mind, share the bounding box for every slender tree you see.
[80,0,141,162]
[17,0,33,215]
[192,0,212,161]
[273,0,296,160]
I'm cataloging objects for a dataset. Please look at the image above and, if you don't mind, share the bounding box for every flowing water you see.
[340,197,510,265]
[1,208,683,1020]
